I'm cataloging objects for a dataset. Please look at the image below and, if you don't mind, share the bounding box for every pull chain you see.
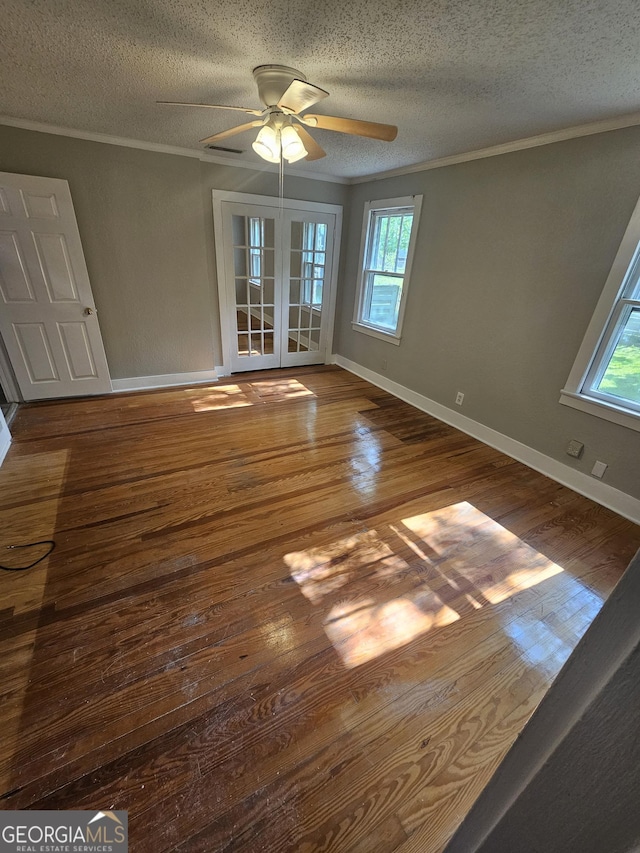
[279,132,284,210]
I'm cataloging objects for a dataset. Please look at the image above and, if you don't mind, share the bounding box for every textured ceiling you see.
[1,0,639,178]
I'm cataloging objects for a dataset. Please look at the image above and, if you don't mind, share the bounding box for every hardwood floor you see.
[1,365,638,852]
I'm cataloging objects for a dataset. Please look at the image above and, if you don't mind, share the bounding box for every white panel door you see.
[215,193,341,374]
[0,172,111,400]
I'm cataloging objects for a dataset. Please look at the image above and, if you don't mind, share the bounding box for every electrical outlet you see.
[592,460,608,479]
[566,439,584,459]
[381,358,387,371]
[455,391,464,406]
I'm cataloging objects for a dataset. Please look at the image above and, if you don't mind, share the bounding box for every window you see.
[353,195,422,343]
[561,194,640,431]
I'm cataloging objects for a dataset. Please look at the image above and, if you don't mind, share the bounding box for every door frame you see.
[212,190,342,376]
[0,337,21,403]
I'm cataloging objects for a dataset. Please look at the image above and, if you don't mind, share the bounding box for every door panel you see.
[0,231,35,302]
[0,172,111,400]
[21,191,60,219]
[58,322,101,379]
[14,323,59,382]
[225,207,281,372]
[280,213,334,367]
[33,232,79,302]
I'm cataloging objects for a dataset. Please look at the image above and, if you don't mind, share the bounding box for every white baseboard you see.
[0,414,11,468]
[333,354,640,525]
[111,369,219,393]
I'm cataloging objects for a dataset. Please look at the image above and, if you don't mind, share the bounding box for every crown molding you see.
[3,110,639,188]
[349,110,640,184]
[0,115,347,184]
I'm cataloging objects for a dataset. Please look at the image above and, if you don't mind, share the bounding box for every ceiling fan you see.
[158,65,398,163]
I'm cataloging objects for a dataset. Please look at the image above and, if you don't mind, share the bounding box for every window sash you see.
[362,270,405,331]
[367,208,414,276]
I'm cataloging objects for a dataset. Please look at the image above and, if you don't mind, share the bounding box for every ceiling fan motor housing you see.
[253,65,307,108]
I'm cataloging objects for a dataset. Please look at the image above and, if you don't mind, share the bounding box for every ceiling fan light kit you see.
[158,64,398,167]
[251,116,309,164]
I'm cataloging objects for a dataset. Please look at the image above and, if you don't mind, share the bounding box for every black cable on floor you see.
[0,540,55,571]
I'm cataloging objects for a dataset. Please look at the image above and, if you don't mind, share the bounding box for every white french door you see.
[0,172,111,400]
[213,192,342,373]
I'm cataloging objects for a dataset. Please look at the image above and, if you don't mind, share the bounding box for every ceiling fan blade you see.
[158,101,263,116]
[293,126,326,161]
[303,114,397,141]
[277,80,329,115]
[200,120,263,145]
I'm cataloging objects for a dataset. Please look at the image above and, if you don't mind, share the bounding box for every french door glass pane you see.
[231,214,276,360]
[287,219,328,353]
[595,307,640,405]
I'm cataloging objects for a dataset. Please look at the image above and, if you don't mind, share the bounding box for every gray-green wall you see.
[1,122,638,500]
[0,124,348,377]
[335,127,640,500]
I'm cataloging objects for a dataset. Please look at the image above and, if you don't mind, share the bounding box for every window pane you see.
[595,308,640,405]
[233,248,247,277]
[315,224,327,251]
[397,215,413,273]
[290,221,302,250]
[371,215,388,270]
[263,248,274,277]
[302,250,314,278]
[231,215,246,246]
[369,212,414,274]
[249,217,263,247]
[303,222,315,251]
[364,273,403,330]
[235,278,247,304]
[249,248,261,280]
[263,279,274,304]
[290,251,301,278]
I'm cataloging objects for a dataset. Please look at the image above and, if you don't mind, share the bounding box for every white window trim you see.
[560,192,640,433]
[352,195,423,344]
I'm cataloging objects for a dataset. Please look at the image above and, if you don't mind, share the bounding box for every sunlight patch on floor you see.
[192,384,253,412]
[192,379,315,412]
[285,501,570,669]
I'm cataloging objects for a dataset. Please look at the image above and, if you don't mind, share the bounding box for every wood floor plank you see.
[0,365,638,851]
